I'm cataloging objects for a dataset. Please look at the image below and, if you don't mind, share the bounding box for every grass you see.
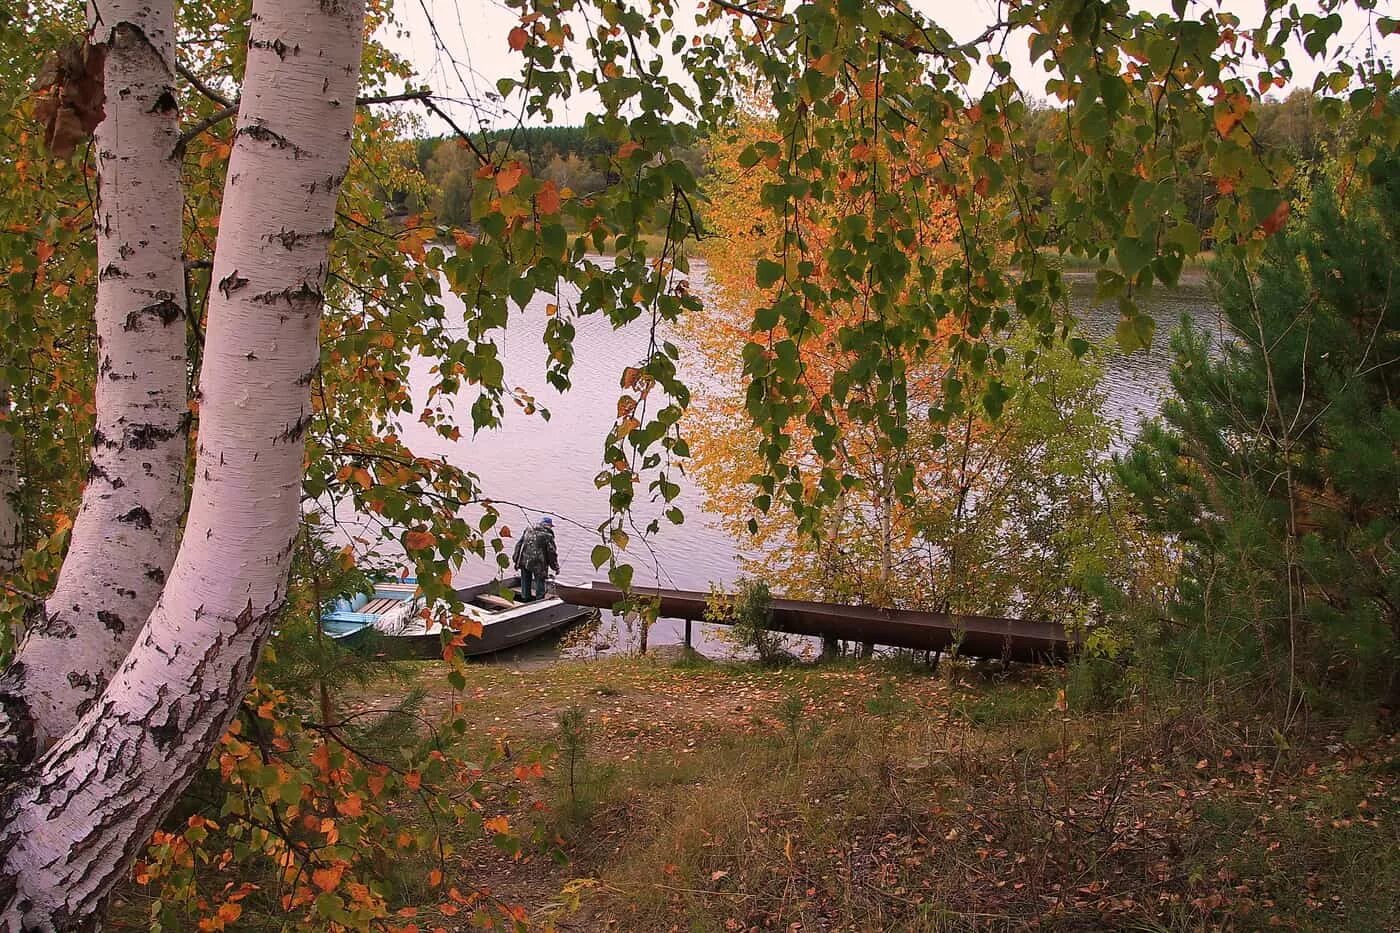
[369,656,1395,931]
[115,657,1398,930]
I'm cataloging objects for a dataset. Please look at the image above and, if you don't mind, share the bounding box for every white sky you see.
[380,0,1395,133]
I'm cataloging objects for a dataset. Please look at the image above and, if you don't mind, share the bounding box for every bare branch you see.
[174,101,238,156]
[176,60,232,109]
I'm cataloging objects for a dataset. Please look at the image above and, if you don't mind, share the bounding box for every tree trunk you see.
[0,0,188,765]
[0,0,364,923]
[0,380,18,577]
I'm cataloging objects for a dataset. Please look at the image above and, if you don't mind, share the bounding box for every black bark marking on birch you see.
[144,566,165,583]
[148,89,177,113]
[33,612,77,639]
[266,227,333,249]
[274,412,313,444]
[106,18,170,71]
[0,662,38,780]
[250,282,323,307]
[74,693,99,719]
[238,121,309,158]
[115,505,151,529]
[126,419,185,449]
[122,297,183,331]
[295,364,318,386]
[99,262,126,280]
[148,699,180,751]
[97,611,124,634]
[248,36,289,59]
[216,270,248,298]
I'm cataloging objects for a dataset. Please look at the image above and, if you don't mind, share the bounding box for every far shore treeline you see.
[398,89,1336,239]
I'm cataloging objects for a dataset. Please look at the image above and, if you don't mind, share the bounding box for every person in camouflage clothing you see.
[512,516,559,601]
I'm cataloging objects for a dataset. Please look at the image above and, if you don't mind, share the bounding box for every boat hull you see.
[327,579,592,660]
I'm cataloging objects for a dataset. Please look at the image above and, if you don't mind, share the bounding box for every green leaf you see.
[1115,236,1153,277]
[982,379,1010,420]
[608,562,634,591]
[755,259,784,289]
[591,544,611,569]
[1115,313,1156,352]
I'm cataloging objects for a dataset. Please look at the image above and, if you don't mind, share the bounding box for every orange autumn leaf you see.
[310,742,332,775]
[1214,93,1249,138]
[312,864,344,893]
[484,815,510,834]
[536,180,562,215]
[450,614,484,640]
[404,529,437,551]
[336,794,364,817]
[404,770,423,791]
[617,140,641,160]
[495,160,525,195]
[507,26,529,51]
[1259,199,1290,236]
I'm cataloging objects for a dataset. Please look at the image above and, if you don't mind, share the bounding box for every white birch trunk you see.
[0,0,187,765]
[0,0,364,924]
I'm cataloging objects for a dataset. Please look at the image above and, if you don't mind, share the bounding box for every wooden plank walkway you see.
[554,582,1074,664]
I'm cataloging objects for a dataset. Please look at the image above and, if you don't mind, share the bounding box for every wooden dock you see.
[554,582,1074,664]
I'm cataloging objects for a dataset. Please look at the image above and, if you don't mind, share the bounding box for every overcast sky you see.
[379,0,1395,133]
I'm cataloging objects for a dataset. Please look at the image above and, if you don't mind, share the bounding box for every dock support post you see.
[684,618,692,651]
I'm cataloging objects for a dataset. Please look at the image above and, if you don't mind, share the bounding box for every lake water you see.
[394,265,1224,658]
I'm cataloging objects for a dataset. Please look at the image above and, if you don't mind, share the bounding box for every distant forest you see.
[402,90,1336,239]
[405,125,706,227]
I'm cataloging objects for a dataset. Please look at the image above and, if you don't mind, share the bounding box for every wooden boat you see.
[320,579,424,649]
[322,576,592,659]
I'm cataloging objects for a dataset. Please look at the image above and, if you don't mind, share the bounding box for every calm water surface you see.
[392,266,1223,657]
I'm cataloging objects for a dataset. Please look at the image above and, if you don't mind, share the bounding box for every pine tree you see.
[1117,145,1400,706]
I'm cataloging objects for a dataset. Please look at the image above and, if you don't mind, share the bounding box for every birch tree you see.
[0,382,17,578]
[0,0,365,922]
[0,0,189,766]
